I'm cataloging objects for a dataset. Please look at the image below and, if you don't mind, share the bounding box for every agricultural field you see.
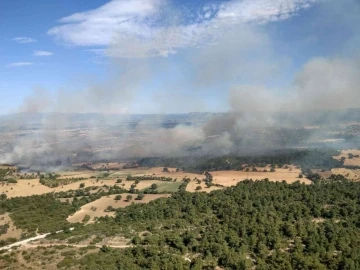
[73,162,127,170]
[311,169,333,179]
[0,156,359,269]
[67,193,170,224]
[0,165,313,199]
[152,181,183,192]
[210,167,311,186]
[0,178,166,199]
[331,168,360,181]
[132,167,203,179]
[333,149,360,166]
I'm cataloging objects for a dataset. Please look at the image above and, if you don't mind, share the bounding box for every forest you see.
[137,148,345,174]
[50,178,360,269]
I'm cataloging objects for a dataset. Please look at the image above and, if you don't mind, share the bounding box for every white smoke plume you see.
[1,0,359,169]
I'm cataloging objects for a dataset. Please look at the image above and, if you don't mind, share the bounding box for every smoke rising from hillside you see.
[1,0,360,169]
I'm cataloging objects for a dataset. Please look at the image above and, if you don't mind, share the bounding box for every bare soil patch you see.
[312,218,326,223]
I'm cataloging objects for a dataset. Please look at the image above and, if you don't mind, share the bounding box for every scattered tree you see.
[136,193,145,200]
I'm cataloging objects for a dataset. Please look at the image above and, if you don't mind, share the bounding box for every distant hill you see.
[1,109,360,129]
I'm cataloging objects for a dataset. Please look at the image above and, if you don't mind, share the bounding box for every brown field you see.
[0,178,163,199]
[311,169,333,179]
[73,162,127,170]
[1,166,311,198]
[0,213,22,240]
[210,168,311,187]
[67,193,170,223]
[333,149,360,166]
[132,167,204,180]
[0,165,17,170]
[331,168,360,181]
[56,171,97,179]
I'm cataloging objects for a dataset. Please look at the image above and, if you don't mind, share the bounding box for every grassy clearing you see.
[153,182,182,193]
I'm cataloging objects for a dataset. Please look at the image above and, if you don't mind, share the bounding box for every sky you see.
[0,0,359,114]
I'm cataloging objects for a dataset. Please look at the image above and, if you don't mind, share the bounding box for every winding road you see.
[0,228,74,251]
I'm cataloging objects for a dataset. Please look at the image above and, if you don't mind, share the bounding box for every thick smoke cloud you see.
[1,0,359,169]
[293,58,360,111]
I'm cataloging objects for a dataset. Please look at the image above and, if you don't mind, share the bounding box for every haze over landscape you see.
[1,0,360,269]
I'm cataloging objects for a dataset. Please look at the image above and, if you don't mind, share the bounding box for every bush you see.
[105,206,115,212]
[82,215,91,223]
[7,179,17,184]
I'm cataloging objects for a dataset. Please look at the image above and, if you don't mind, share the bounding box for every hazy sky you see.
[0,0,359,114]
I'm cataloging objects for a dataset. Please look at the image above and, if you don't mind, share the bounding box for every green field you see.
[141,181,182,193]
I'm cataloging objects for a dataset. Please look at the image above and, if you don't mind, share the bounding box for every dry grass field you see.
[0,166,312,198]
[0,165,17,170]
[210,168,311,186]
[311,169,333,179]
[73,162,127,170]
[333,149,360,166]
[67,193,170,224]
[0,213,22,241]
[131,167,204,180]
[0,178,164,199]
[0,180,53,198]
[331,168,360,181]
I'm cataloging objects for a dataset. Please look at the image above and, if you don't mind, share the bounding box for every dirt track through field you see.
[67,193,170,223]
